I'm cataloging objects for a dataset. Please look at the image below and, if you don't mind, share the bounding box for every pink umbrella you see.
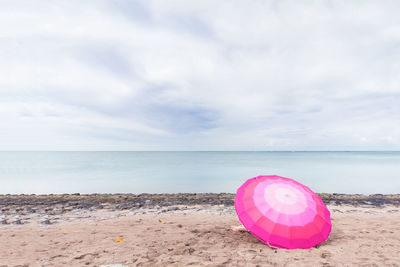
[235,175,331,249]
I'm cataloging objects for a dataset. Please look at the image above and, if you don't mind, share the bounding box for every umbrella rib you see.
[267,211,286,247]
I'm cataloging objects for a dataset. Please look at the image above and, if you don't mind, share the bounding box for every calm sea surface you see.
[0,152,399,195]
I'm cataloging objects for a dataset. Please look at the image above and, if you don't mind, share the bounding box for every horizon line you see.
[1,150,400,152]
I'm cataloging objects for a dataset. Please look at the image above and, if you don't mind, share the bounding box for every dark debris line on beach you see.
[0,193,400,217]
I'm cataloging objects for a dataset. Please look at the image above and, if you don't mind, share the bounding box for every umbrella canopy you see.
[235,175,331,249]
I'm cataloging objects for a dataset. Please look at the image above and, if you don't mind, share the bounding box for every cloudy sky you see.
[1,0,400,151]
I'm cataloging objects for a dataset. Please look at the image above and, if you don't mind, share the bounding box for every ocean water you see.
[0,151,399,195]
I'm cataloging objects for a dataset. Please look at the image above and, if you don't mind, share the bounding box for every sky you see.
[1,0,400,151]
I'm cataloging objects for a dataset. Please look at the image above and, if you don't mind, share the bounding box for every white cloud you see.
[0,0,400,150]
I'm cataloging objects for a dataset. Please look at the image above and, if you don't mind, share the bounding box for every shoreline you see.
[1,192,400,208]
[1,193,400,226]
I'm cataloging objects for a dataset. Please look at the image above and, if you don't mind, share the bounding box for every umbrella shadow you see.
[227,226,344,249]
[222,227,276,249]
[230,230,263,244]
[193,223,343,250]
[317,228,344,247]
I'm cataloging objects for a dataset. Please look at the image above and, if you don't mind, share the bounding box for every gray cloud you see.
[75,45,136,79]
[110,0,153,24]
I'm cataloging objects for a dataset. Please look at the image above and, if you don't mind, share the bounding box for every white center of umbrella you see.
[262,183,308,215]
[275,188,298,205]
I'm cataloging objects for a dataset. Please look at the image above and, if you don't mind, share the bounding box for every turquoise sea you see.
[0,152,399,195]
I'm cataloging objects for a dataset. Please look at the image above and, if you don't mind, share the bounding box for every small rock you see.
[40,216,52,225]
[0,215,8,225]
[12,215,22,225]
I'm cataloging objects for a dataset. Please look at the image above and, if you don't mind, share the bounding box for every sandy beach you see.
[1,194,400,266]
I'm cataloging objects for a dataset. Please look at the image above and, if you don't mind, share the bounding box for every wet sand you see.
[1,194,400,266]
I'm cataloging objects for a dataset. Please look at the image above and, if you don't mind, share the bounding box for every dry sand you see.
[1,204,400,266]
